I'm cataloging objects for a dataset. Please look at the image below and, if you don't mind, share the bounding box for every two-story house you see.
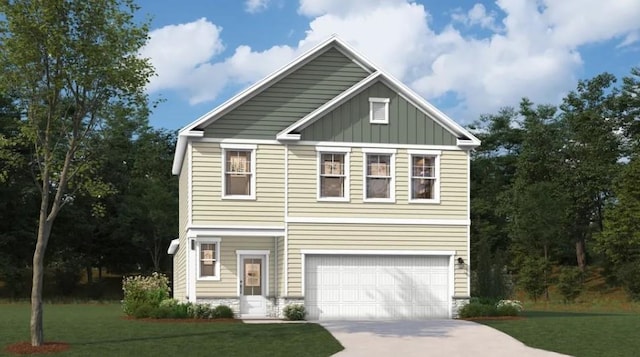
[168,36,480,320]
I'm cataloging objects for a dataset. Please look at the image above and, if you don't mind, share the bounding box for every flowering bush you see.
[283,304,306,320]
[122,272,170,316]
[496,300,523,312]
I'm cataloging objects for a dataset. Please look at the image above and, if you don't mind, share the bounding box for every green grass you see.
[0,303,343,356]
[480,311,640,357]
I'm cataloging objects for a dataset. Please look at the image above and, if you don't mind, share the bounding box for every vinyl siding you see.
[287,224,468,297]
[288,145,468,219]
[203,47,369,139]
[195,237,276,297]
[300,81,458,145]
[277,236,285,296]
[191,142,285,225]
[173,160,188,300]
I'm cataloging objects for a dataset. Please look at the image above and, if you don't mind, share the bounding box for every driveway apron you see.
[320,320,571,357]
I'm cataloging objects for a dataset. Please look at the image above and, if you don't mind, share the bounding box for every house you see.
[168,36,480,320]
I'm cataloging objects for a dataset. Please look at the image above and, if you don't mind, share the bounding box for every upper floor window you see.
[409,150,440,203]
[316,147,350,201]
[369,97,390,124]
[363,148,396,202]
[221,144,256,199]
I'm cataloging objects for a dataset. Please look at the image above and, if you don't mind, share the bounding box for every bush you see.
[496,305,519,316]
[496,299,523,312]
[517,257,550,301]
[122,272,170,316]
[458,302,497,318]
[132,303,155,319]
[190,303,214,319]
[557,267,584,303]
[213,305,234,319]
[283,304,306,321]
[617,262,640,301]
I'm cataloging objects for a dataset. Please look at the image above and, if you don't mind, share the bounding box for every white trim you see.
[171,130,204,175]
[449,255,454,318]
[408,150,441,204]
[284,145,289,296]
[198,138,281,145]
[195,237,222,281]
[362,150,396,203]
[167,239,179,255]
[276,72,382,140]
[300,249,456,256]
[315,146,351,153]
[299,141,461,151]
[187,141,193,226]
[316,149,350,202]
[466,150,471,296]
[220,143,258,150]
[187,226,285,237]
[369,97,390,124]
[221,146,256,200]
[285,216,469,226]
[236,251,270,302]
[361,147,397,154]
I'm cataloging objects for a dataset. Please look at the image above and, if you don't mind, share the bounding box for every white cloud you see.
[143,1,640,122]
[245,0,270,13]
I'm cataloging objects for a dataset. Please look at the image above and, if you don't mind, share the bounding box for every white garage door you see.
[305,255,450,320]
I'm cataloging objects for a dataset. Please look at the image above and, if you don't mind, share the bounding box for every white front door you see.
[239,255,267,317]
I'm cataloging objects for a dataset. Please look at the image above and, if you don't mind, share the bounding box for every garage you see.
[304,254,451,320]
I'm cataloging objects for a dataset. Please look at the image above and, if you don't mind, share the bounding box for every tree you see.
[0,0,153,346]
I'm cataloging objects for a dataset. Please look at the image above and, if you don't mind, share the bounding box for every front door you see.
[239,256,267,316]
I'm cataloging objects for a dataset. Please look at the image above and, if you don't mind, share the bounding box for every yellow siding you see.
[191,142,285,226]
[277,236,285,296]
[287,223,468,297]
[196,237,276,297]
[287,146,468,219]
[173,161,189,300]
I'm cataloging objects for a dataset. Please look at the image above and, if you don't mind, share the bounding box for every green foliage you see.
[518,257,551,301]
[122,273,170,316]
[472,240,510,300]
[616,263,640,301]
[458,302,497,318]
[283,304,307,321]
[213,305,235,319]
[557,267,584,303]
[459,299,522,318]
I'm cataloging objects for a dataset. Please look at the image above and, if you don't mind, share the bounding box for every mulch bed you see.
[4,342,70,355]
[462,316,525,321]
[121,316,241,323]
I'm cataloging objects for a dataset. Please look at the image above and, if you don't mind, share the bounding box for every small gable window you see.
[369,97,390,124]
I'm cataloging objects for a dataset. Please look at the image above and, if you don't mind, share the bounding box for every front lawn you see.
[0,303,343,356]
[480,311,640,357]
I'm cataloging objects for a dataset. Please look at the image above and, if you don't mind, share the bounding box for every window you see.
[363,149,395,202]
[196,238,221,280]
[316,147,350,201]
[221,144,256,199]
[369,98,390,124]
[409,150,440,203]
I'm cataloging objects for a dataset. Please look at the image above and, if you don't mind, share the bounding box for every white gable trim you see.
[167,239,179,255]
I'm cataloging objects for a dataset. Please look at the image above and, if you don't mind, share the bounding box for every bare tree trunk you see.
[576,237,587,272]
[31,211,53,346]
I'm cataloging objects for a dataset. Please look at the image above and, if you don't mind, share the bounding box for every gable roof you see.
[172,36,480,175]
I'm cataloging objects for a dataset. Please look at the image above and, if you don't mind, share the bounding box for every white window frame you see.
[408,149,441,204]
[221,143,257,200]
[196,237,221,281]
[362,148,396,203]
[316,146,351,202]
[369,97,390,124]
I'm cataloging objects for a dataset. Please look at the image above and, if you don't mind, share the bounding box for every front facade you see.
[169,37,480,320]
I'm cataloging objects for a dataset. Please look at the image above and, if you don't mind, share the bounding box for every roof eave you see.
[171,130,204,175]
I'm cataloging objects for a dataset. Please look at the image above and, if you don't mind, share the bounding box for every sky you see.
[136,0,640,131]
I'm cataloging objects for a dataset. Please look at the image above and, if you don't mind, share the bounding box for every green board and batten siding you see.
[203,47,369,139]
[300,81,458,145]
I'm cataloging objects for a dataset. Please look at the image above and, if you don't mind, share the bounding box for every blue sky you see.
[136,0,640,131]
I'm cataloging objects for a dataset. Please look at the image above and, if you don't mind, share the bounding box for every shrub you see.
[517,257,550,301]
[132,303,155,319]
[191,303,214,319]
[122,272,170,316]
[617,262,640,301]
[213,305,234,319]
[458,302,497,318]
[557,267,584,303]
[283,304,306,321]
[496,304,519,316]
[496,299,523,312]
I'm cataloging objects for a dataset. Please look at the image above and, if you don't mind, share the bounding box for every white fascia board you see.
[179,37,367,134]
[167,239,179,255]
[276,72,382,139]
[171,130,204,175]
[300,249,456,256]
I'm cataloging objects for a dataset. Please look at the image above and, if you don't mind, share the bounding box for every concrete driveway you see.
[320,320,571,357]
